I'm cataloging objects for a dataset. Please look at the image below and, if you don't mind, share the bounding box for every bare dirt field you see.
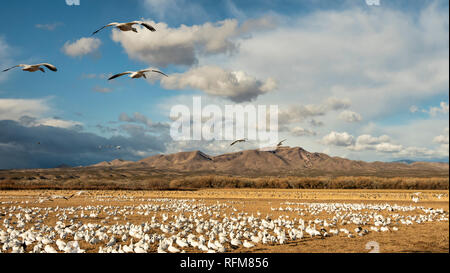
[0,189,448,253]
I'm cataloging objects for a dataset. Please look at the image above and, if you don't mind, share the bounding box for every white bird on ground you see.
[243,240,254,248]
[108,69,168,80]
[3,63,57,73]
[92,21,156,35]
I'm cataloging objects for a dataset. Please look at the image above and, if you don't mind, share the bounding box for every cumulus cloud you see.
[0,98,50,121]
[433,134,449,145]
[348,134,403,153]
[0,98,82,129]
[339,110,362,122]
[119,112,169,133]
[321,131,354,147]
[279,97,351,124]
[410,101,449,116]
[36,118,83,129]
[226,4,448,122]
[428,101,449,116]
[161,66,277,102]
[374,143,403,153]
[290,126,317,137]
[119,112,153,127]
[111,17,276,67]
[62,37,102,58]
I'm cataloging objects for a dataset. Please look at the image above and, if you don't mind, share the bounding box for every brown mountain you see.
[92,147,449,176]
[92,159,134,167]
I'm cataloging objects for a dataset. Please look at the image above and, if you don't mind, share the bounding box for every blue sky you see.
[0,0,448,169]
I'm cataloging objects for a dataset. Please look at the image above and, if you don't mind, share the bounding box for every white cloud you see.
[410,101,449,116]
[375,143,403,153]
[322,131,354,147]
[279,97,351,124]
[290,126,317,137]
[62,37,102,58]
[161,65,277,102]
[37,118,82,129]
[111,17,276,67]
[394,146,439,159]
[223,4,448,122]
[433,134,449,145]
[409,105,419,113]
[0,98,50,121]
[428,101,449,116]
[339,110,362,122]
[0,98,82,129]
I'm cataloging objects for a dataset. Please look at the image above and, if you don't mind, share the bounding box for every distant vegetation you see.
[0,175,448,190]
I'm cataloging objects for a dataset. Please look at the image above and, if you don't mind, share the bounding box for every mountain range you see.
[91,146,449,177]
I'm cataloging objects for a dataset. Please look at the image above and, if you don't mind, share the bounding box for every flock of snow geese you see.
[0,193,447,253]
[2,20,168,81]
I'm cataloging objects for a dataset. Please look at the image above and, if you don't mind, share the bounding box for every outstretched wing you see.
[140,69,168,77]
[131,21,156,32]
[277,139,287,146]
[108,72,132,80]
[37,63,58,72]
[2,65,21,72]
[230,139,246,146]
[230,140,239,146]
[140,22,156,32]
[151,69,168,77]
[92,23,117,35]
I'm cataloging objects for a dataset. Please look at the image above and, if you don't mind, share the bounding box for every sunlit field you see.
[0,189,448,253]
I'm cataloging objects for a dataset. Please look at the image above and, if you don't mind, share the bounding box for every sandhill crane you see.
[2,63,57,73]
[92,21,156,35]
[230,138,247,146]
[108,69,168,80]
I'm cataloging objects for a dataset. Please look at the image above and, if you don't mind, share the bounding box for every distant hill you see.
[392,160,416,164]
[55,164,72,169]
[90,147,449,176]
[92,159,134,167]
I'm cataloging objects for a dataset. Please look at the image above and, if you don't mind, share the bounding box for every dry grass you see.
[0,175,448,191]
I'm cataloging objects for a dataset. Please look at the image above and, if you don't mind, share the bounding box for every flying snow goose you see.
[92,21,156,35]
[277,139,287,147]
[108,69,168,80]
[230,138,247,146]
[2,63,57,73]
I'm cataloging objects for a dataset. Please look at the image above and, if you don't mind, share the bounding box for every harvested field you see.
[0,189,448,253]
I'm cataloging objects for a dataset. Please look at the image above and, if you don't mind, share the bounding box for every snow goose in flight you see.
[277,139,287,147]
[3,63,57,73]
[92,21,156,35]
[230,138,247,146]
[108,69,168,80]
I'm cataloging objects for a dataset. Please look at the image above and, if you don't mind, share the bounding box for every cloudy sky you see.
[0,0,448,169]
